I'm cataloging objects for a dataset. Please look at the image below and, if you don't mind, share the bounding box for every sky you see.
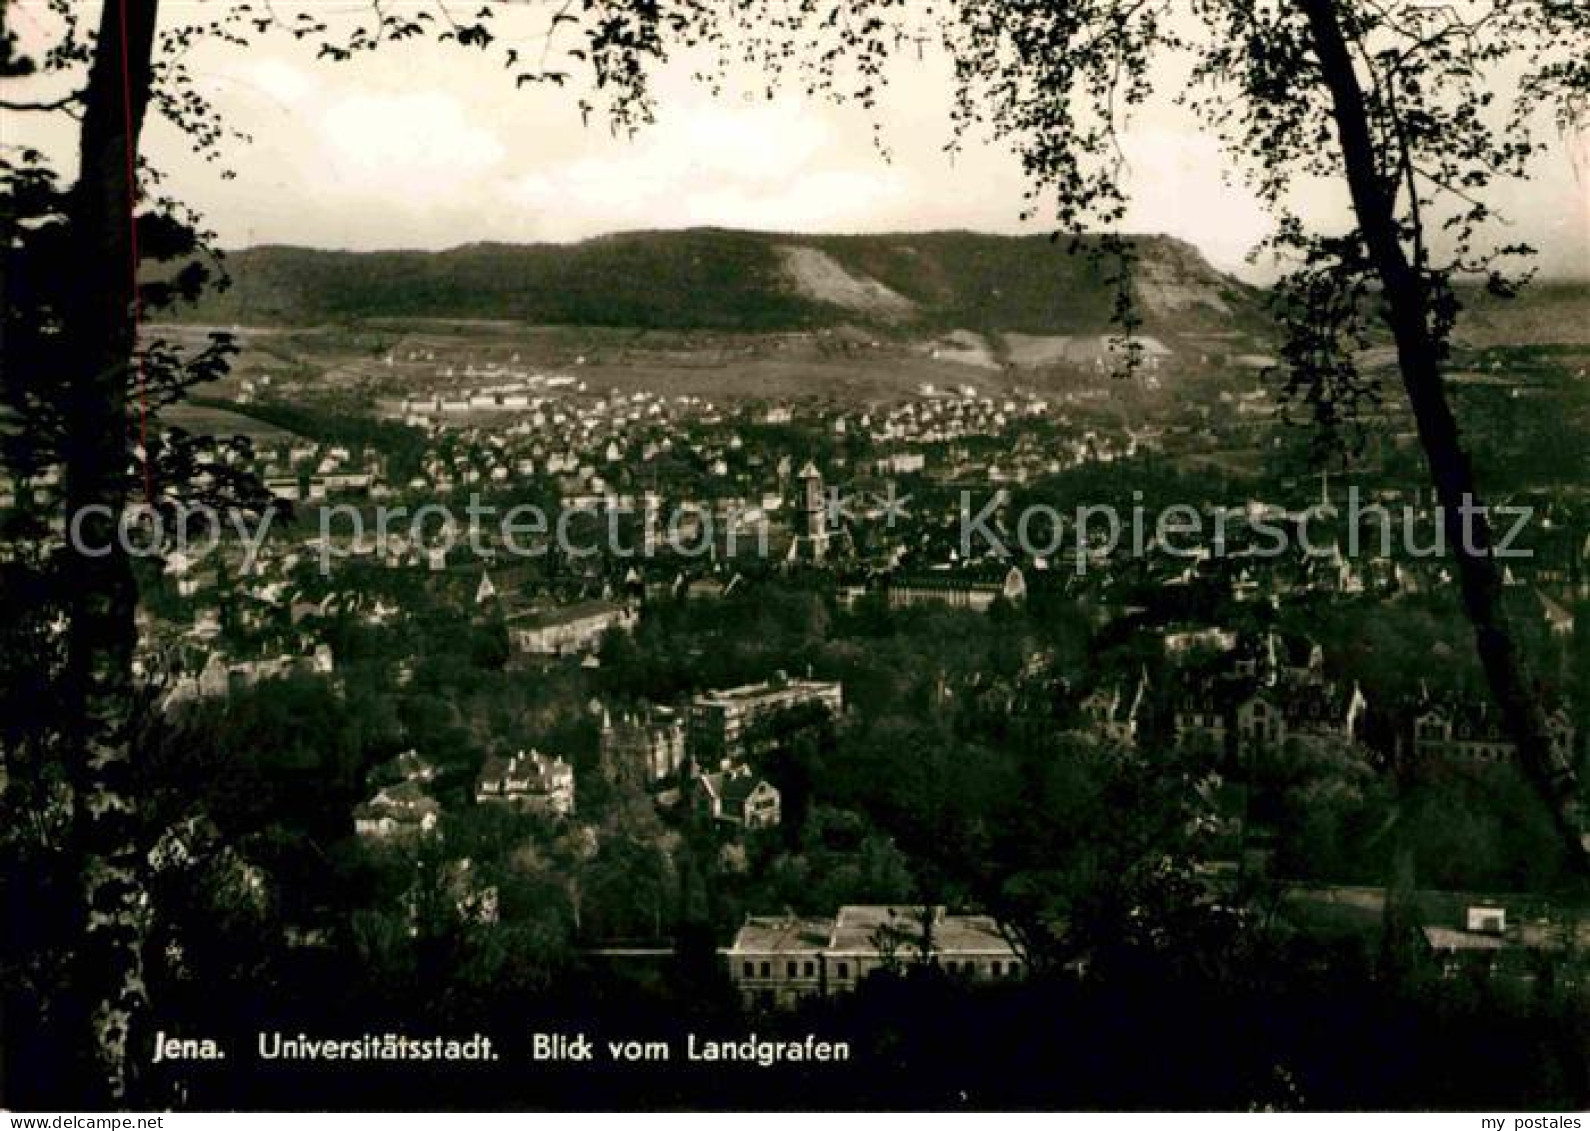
[4,1,1587,281]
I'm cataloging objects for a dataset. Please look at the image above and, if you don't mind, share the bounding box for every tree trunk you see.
[60,0,161,1106]
[1299,0,1589,876]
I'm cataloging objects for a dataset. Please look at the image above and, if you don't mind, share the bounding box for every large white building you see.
[687,672,843,760]
[726,905,1023,1009]
[507,600,637,657]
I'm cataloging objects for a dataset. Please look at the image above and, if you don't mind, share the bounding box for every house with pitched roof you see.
[475,749,575,816]
[1409,695,1577,771]
[354,780,441,840]
[694,766,781,829]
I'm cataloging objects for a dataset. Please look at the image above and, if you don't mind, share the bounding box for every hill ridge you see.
[180,227,1262,336]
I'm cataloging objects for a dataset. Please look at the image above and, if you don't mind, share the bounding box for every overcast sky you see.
[5,2,1587,281]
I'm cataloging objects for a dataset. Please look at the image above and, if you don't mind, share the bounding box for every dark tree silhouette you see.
[0,0,681,1104]
[3,0,169,1105]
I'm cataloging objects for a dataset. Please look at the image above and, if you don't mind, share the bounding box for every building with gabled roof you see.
[354,780,441,840]
[694,766,781,829]
[1409,695,1577,772]
[475,749,575,816]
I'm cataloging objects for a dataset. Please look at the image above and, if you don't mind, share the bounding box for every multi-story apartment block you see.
[687,672,843,762]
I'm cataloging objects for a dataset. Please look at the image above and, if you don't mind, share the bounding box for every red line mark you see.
[116,0,152,505]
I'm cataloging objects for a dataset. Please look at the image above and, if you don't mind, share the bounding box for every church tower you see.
[795,460,830,562]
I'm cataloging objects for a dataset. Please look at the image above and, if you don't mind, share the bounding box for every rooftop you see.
[1422,927,1507,952]
[507,599,631,629]
[727,906,1019,958]
[696,673,841,706]
[727,916,833,955]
